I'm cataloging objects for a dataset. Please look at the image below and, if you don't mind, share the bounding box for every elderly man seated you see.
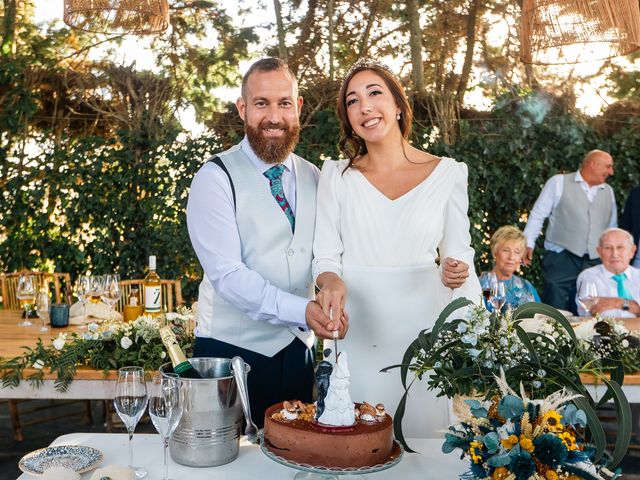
[575,227,640,317]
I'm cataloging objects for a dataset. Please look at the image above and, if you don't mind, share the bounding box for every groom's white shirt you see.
[186,137,319,329]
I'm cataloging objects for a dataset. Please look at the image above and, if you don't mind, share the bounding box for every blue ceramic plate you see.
[19,445,103,476]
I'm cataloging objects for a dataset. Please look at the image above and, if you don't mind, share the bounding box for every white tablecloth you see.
[17,433,468,479]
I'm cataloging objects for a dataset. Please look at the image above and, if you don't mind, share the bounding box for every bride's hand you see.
[441,257,469,289]
[315,272,348,337]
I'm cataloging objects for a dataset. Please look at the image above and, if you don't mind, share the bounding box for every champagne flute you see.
[35,289,50,332]
[114,367,148,479]
[101,274,122,321]
[16,274,36,327]
[490,277,506,314]
[149,373,183,480]
[577,280,599,316]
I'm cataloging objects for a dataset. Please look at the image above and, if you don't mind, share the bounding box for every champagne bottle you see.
[159,326,203,379]
[144,255,162,316]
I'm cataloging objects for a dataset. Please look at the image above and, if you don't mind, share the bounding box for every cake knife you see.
[330,308,338,364]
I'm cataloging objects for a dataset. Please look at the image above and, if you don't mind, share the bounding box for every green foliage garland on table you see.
[0,308,194,392]
[384,299,632,470]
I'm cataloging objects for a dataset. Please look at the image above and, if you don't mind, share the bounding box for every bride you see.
[312,58,481,438]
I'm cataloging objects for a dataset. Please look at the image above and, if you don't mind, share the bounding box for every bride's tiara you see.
[344,58,394,80]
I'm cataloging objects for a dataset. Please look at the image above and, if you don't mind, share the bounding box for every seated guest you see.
[480,225,540,309]
[576,227,640,318]
[620,185,640,268]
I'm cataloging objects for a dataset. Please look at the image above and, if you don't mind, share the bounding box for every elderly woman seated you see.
[480,225,540,310]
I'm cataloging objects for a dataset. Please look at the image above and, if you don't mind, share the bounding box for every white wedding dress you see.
[312,157,481,438]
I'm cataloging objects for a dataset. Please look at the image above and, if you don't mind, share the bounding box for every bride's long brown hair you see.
[337,61,413,171]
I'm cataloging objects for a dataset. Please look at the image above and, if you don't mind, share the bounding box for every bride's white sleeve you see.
[312,160,344,283]
[439,162,482,303]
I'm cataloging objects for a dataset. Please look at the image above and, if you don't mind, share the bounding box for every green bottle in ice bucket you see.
[159,325,203,379]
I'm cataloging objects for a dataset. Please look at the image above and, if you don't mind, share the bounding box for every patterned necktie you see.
[612,273,633,300]
[264,164,295,233]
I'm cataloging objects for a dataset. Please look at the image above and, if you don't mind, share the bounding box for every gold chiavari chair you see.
[0,271,71,309]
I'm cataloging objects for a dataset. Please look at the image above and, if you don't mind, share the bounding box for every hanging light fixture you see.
[521,0,640,64]
[63,0,170,34]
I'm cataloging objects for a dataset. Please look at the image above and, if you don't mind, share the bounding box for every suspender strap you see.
[208,156,236,209]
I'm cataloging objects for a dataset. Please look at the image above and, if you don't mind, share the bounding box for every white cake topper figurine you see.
[317,352,356,426]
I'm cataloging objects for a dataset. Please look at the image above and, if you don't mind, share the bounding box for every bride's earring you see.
[396,112,401,121]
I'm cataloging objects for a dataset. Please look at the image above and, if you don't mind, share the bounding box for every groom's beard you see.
[246,120,300,164]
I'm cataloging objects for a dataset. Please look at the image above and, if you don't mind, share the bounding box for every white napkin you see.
[89,464,135,480]
[42,466,81,480]
[69,301,123,325]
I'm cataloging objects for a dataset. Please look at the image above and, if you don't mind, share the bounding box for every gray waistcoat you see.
[195,145,316,357]
[546,173,613,259]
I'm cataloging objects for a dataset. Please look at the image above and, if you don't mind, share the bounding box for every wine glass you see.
[87,275,105,304]
[101,274,122,321]
[577,280,599,316]
[16,274,36,327]
[114,367,148,479]
[489,277,506,314]
[35,289,50,332]
[149,373,183,480]
[479,271,494,309]
[75,275,89,325]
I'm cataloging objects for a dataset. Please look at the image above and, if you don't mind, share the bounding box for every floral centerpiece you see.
[384,299,631,470]
[443,372,621,480]
[574,317,640,375]
[0,306,194,392]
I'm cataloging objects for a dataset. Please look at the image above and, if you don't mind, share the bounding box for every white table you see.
[16,433,468,479]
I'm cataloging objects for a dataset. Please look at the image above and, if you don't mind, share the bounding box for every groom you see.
[186,58,345,427]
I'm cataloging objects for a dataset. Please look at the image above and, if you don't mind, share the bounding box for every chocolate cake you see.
[263,401,395,468]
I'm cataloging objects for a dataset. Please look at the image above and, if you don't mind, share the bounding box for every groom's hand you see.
[305,301,348,339]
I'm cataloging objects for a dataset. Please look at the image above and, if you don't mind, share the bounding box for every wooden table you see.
[0,310,116,399]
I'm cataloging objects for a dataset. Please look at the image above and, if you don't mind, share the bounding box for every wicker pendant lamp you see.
[63,0,170,34]
[521,0,640,64]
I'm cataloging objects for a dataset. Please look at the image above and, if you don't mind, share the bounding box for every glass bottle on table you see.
[114,366,148,479]
[149,373,183,480]
[124,287,142,322]
[35,288,50,332]
[16,274,36,327]
[159,326,203,379]
[144,255,162,317]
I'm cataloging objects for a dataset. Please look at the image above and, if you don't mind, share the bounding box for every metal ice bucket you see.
[160,357,250,467]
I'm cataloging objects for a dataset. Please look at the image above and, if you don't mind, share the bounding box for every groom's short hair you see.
[241,58,298,99]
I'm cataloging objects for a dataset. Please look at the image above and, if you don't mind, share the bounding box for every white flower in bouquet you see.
[612,322,629,336]
[52,333,67,350]
[120,336,133,350]
[32,359,45,369]
[132,314,161,343]
[573,319,598,342]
